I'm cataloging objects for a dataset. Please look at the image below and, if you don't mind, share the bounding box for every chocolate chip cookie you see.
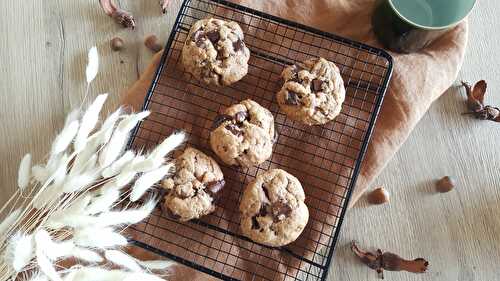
[181,18,250,86]
[239,169,309,247]
[276,57,346,125]
[210,99,275,167]
[162,147,225,222]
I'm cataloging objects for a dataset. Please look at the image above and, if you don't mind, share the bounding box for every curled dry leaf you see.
[99,0,135,29]
[461,80,500,122]
[351,241,428,279]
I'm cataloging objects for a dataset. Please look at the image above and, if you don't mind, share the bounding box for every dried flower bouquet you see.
[0,47,183,281]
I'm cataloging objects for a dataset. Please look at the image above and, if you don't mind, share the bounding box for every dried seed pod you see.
[351,241,429,279]
[367,187,389,205]
[435,176,455,193]
[110,37,124,51]
[160,0,170,14]
[99,0,136,29]
[144,35,163,53]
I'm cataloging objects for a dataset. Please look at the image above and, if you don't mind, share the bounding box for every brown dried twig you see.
[461,80,500,122]
[99,0,136,29]
[160,0,171,13]
[351,241,429,279]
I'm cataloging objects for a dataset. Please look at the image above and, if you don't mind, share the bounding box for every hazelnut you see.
[144,35,163,53]
[436,176,455,193]
[367,187,389,205]
[110,37,124,51]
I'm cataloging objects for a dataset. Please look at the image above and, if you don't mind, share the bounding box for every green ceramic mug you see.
[372,0,476,53]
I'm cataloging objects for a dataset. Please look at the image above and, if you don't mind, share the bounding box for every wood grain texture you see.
[0,0,498,280]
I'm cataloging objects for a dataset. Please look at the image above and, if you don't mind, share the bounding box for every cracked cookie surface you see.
[239,169,309,247]
[210,99,275,167]
[277,57,345,125]
[162,147,225,222]
[181,18,250,86]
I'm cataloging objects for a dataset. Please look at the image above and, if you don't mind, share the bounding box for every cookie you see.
[239,169,309,247]
[181,18,250,86]
[210,99,275,167]
[162,147,225,222]
[276,57,346,125]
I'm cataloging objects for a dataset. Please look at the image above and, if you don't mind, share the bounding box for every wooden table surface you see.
[1,1,499,280]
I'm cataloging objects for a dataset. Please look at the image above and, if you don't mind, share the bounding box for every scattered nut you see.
[367,187,389,205]
[144,35,163,53]
[110,37,124,51]
[436,176,455,193]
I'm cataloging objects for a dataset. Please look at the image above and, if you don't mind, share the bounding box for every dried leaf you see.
[85,47,99,84]
[471,80,487,104]
[18,153,32,191]
[351,241,428,279]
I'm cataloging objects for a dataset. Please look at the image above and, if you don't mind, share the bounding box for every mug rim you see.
[388,0,477,30]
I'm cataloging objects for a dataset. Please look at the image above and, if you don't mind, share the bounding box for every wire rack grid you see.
[127,0,393,280]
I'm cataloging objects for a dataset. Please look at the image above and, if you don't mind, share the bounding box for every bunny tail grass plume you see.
[85,188,120,215]
[101,150,135,178]
[85,47,99,84]
[73,248,103,263]
[138,259,174,270]
[150,130,186,161]
[74,93,108,151]
[74,227,127,249]
[104,250,142,272]
[130,164,172,202]
[96,197,158,227]
[4,232,34,272]
[51,120,79,155]
[17,153,32,191]
[0,47,181,281]
[0,208,21,237]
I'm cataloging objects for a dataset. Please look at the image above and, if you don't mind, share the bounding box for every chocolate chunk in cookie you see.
[212,114,233,129]
[285,91,300,105]
[205,30,220,45]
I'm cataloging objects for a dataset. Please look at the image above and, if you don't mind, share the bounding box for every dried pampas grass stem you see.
[0,47,183,281]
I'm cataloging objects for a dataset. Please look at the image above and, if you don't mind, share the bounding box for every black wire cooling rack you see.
[127,0,393,280]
